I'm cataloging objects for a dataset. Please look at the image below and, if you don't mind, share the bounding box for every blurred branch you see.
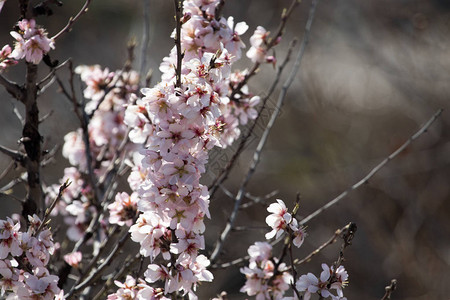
[92,253,141,300]
[52,0,92,40]
[0,145,26,163]
[66,228,131,299]
[299,108,444,226]
[219,184,278,208]
[37,58,70,92]
[214,0,225,20]
[210,0,319,264]
[381,279,397,300]
[208,39,297,199]
[56,61,101,206]
[140,0,151,86]
[0,74,23,101]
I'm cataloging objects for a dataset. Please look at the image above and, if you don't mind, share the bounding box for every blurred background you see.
[0,0,449,299]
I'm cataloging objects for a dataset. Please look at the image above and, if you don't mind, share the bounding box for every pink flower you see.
[0,217,23,259]
[289,218,306,248]
[64,251,82,268]
[265,199,292,240]
[10,19,54,64]
[0,45,17,70]
[246,26,269,63]
[295,264,348,300]
[108,192,139,226]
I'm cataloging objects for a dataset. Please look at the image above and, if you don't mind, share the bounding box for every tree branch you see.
[210,0,319,263]
[299,109,444,226]
[0,74,24,101]
[51,0,92,40]
[173,0,184,88]
[381,279,397,300]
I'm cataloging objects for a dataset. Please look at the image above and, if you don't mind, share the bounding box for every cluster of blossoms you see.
[45,66,140,242]
[265,199,306,247]
[108,0,284,298]
[9,19,54,65]
[107,275,169,300]
[241,199,349,300]
[246,26,277,65]
[296,263,348,300]
[0,215,62,299]
[240,242,292,299]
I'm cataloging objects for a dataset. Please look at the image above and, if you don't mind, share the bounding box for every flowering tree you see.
[0,0,444,299]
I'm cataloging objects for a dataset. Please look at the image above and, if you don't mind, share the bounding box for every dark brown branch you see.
[214,0,225,20]
[173,0,184,88]
[52,0,92,40]
[21,63,43,220]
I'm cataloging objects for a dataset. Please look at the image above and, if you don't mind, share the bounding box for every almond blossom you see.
[265,199,292,239]
[10,19,54,64]
[0,45,17,71]
[240,242,292,300]
[296,264,348,300]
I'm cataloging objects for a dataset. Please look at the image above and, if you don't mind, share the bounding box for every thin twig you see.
[66,228,131,299]
[0,145,26,163]
[229,0,301,100]
[295,224,348,265]
[52,0,92,40]
[0,74,23,101]
[210,0,319,263]
[140,0,151,86]
[381,279,397,300]
[0,161,15,181]
[299,109,444,226]
[208,39,297,199]
[35,180,71,235]
[38,58,71,87]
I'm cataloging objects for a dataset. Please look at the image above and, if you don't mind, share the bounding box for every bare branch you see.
[210,0,319,263]
[381,279,397,300]
[208,39,297,199]
[299,109,444,226]
[229,0,301,100]
[0,144,26,163]
[140,0,151,86]
[52,0,92,40]
[0,74,23,101]
[36,179,71,235]
[295,224,348,266]
[66,228,132,299]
